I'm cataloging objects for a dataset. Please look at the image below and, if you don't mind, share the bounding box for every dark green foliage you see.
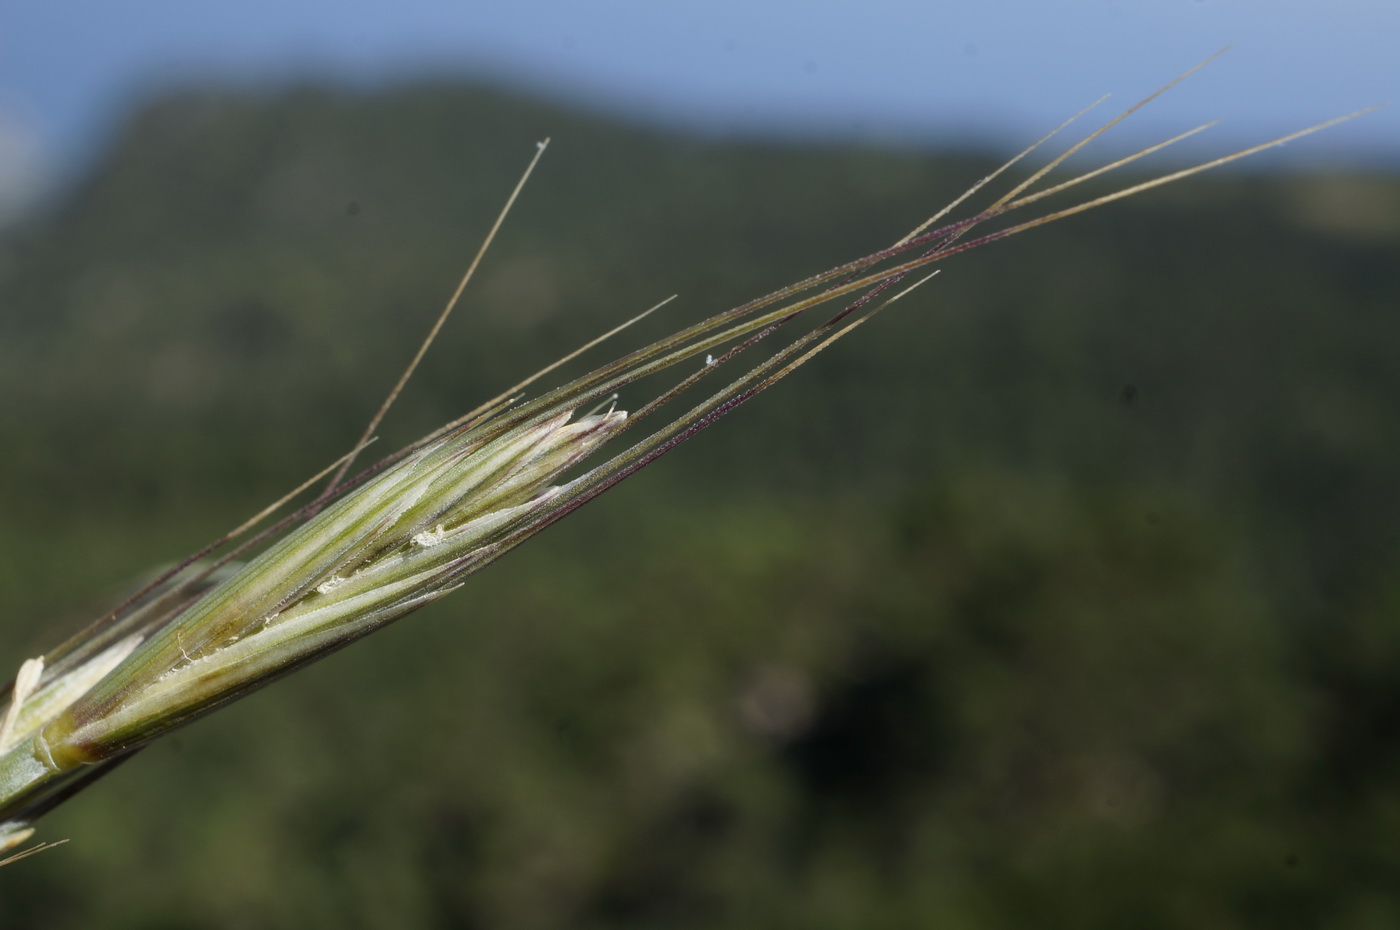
[0,80,1397,927]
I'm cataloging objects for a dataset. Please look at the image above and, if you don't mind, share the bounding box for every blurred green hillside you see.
[0,81,1398,928]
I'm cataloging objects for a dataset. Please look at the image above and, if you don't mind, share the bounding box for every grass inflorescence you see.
[0,55,1373,858]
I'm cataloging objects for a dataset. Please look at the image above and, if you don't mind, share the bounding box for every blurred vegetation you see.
[0,81,1397,928]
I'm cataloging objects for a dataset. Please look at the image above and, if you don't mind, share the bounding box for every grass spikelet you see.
[0,58,1374,851]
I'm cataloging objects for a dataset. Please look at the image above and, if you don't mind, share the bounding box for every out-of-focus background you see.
[2,2,1398,927]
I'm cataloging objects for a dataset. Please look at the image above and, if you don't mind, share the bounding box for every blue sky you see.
[1,0,1397,215]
